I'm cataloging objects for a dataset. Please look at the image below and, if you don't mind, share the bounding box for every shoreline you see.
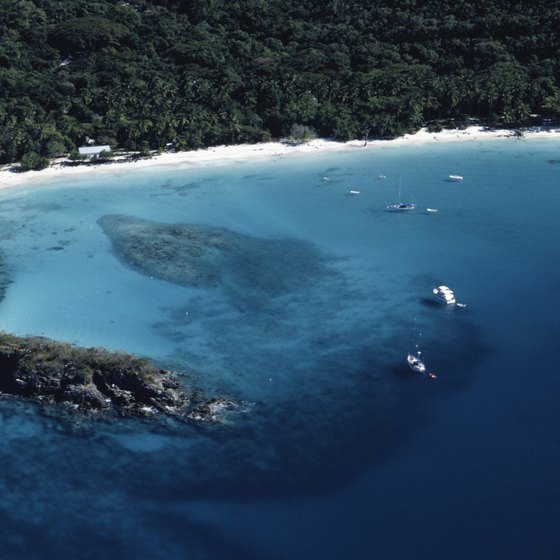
[1,125,559,190]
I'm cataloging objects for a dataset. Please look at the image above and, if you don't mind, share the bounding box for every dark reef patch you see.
[98,214,236,287]
[98,214,329,297]
[0,247,13,305]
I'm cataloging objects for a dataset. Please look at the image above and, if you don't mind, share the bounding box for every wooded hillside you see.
[1,0,559,164]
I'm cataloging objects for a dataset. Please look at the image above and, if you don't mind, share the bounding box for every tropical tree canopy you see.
[0,0,559,163]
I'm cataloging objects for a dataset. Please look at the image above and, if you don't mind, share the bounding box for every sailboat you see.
[407,321,426,373]
[387,178,416,211]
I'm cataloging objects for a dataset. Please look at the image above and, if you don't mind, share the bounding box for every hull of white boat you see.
[407,354,426,373]
[433,294,456,304]
[387,205,415,211]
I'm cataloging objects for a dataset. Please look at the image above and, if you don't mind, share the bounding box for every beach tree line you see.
[1,0,559,167]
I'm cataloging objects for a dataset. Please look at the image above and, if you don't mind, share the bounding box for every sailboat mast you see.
[411,318,422,357]
[410,318,417,352]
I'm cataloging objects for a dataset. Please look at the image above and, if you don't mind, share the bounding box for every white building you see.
[78,145,111,159]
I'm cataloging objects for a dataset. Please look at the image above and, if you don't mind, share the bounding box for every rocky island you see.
[0,332,235,423]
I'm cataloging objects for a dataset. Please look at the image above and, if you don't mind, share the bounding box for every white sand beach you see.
[1,125,558,190]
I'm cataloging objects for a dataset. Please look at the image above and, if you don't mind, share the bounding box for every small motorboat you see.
[447,174,464,182]
[346,190,360,196]
[426,208,438,213]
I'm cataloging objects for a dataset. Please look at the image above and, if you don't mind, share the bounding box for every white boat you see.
[447,174,463,182]
[407,351,426,373]
[388,201,416,211]
[407,322,426,373]
[387,179,416,211]
[426,208,438,213]
[346,190,360,196]
[433,285,456,304]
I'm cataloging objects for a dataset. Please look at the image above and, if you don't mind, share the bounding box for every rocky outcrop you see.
[186,397,239,422]
[0,333,235,423]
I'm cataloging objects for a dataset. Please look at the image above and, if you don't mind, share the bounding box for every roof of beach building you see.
[78,145,111,155]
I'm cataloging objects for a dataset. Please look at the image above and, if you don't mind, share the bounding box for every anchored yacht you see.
[387,178,416,211]
[433,285,456,304]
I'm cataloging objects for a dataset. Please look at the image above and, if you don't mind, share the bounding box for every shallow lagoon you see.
[0,138,559,559]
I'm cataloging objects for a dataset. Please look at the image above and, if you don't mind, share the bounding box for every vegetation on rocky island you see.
[1,0,559,165]
[0,332,236,422]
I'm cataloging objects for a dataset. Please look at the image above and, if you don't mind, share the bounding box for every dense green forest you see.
[1,0,559,165]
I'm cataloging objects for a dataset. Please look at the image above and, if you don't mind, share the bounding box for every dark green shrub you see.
[20,152,50,171]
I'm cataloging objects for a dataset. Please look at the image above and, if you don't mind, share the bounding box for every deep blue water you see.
[0,137,559,559]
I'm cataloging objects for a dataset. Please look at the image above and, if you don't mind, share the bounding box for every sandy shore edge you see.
[1,125,559,189]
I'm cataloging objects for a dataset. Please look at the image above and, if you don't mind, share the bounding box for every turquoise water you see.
[0,138,559,559]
